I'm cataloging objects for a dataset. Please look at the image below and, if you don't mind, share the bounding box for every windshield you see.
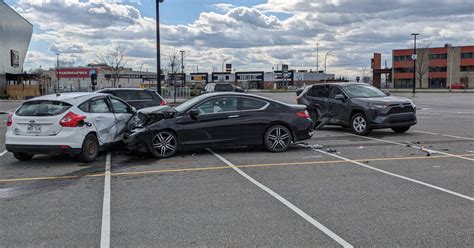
[16,101,72,116]
[343,84,387,98]
[174,94,208,112]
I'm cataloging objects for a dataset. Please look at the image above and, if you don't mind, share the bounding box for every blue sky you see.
[5,0,474,77]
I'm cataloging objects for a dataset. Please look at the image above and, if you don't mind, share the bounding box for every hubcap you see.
[267,127,290,151]
[85,139,97,156]
[152,132,177,157]
[353,116,367,133]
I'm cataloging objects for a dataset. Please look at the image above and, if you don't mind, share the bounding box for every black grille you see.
[388,105,414,115]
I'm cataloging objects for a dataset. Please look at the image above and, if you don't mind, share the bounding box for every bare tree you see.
[167,50,182,86]
[96,45,127,88]
[415,42,431,89]
[460,70,474,88]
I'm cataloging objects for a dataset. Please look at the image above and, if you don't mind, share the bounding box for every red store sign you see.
[56,68,99,78]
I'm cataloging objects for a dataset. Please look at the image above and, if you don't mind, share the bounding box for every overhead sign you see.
[57,68,99,78]
[10,50,20,68]
[105,74,157,80]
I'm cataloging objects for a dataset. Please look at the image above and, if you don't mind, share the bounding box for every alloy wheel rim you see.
[86,139,97,156]
[267,127,290,151]
[353,116,366,133]
[152,132,177,157]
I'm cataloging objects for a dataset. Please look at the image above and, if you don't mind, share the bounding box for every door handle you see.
[228,115,240,119]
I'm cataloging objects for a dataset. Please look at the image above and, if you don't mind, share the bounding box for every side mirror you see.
[385,92,390,96]
[334,94,345,100]
[189,108,199,116]
[129,107,137,114]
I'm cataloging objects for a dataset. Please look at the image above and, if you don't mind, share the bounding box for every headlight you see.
[369,103,388,109]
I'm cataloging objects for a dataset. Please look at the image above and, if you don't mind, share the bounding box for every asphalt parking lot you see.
[1,93,473,247]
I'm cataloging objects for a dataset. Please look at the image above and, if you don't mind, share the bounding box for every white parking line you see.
[414,130,474,141]
[0,150,7,157]
[208,148,353,248]
[100,152,112,248]
[346,133,474,162]
[308,147,474,202]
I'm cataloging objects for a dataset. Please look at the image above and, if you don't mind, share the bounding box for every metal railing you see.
[161,87,191,100]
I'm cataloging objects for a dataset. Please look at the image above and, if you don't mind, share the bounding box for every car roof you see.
[25,92,109,105]
[98,88,155,91]
[310,82,369,87]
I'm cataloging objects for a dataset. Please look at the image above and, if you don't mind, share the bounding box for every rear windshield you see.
[16,101,72,116]
[215,84,233,91]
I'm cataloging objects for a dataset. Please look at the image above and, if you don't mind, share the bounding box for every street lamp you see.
[448,45,455,91]
[180,50,185,74]
[156,0,164,94]
[316,43,319,72]
[411,33,419,96]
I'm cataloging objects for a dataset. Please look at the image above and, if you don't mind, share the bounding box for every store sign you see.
[10,50,20,68]
[57,68,99,78]
[105,74,157,80]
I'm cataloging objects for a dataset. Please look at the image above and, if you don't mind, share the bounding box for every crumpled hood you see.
[137,105,177,115]
[355,96,412,105]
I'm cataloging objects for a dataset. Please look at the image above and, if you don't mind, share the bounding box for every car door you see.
[328,85,349,125]
[89,97,116,144]
[306,84,329,119]
[176,96,241,147]
[108,97,134,142]
[237,97,270,145]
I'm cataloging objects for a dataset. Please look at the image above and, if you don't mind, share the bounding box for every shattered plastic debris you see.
[297,143,323,149]
[357,146,364,149]
[326,148,338,153]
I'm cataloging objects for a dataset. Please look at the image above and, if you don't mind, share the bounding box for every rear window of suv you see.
[215,84,233,91]
[16,101,72,116]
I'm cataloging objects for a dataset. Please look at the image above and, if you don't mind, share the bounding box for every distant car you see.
[201,83,245,94]
[5,93,135,162]
[447,83,466,89]
[97,88,166,109]
[296,83,417,135]
[124,92,313,158]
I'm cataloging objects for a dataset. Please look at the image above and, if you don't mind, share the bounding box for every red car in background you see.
[447,83,467,89]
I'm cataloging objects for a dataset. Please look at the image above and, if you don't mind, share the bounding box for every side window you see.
[308,85,328,98]
[114,91,133,101]
[78,101,90,112]
[90,98,111,113]
[110,98,130,113]
[197,97,238,114]
[239,98,267,110]
[329,86,344,98]
[137,91,153,100]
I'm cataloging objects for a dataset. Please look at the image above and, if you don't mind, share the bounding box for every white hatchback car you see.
[6,92,134,162]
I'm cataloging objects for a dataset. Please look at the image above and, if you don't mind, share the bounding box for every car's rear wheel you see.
[13,152,34,161]
[78,134,99,163]
[351,113,371,135]
[148,130,178,159]
[264,125,292,152]
[309,110,321,129]
[391,126,411,133]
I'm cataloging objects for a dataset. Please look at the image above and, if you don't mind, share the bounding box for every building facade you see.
[393,45,474,88]
[0,0,33,94]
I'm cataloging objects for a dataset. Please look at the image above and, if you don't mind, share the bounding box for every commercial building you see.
[0,0,33,94]
[392,44,474,88]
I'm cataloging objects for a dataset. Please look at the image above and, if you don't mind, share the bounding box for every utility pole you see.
[156,0,164,94]
[316,43,319,72]
[56,52,60,92]
[411,33,419,96]
[180,50,185,74]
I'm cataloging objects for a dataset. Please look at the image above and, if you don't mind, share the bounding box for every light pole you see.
[180,50,185,74]
[316,43,319,72]
[411,33,419,96]
[221,58,230,73]
[448,46,455,91]
[323,51,332,73]
[156,0,164,94]
[56,52,60,92]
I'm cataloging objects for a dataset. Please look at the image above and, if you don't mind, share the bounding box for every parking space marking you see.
[1,153,474,184]
[0,150,7,157]
[100,152,111,248]
[308,147,474,202]
[346,133,474,162]
[414,130,474,141]
[208,148,353,248]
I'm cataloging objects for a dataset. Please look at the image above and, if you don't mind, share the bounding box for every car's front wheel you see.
[392,126,411,133]
[78,134,99,163]
[351,113,371,135]
[148,130,178,159]
[264,125,292,152]
[13,152,34,161]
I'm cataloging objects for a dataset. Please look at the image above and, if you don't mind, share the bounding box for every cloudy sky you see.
[6,0,474,78]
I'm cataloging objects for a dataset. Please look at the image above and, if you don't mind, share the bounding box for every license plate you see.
[27,124,41,133]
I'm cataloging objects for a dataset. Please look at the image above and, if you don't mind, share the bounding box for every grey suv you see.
[296,83,417,135]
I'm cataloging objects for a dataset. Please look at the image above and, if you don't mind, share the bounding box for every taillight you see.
[296,110,310,119]
[6,114,13,127]
[160,99,167,106]
[60,112,86,127]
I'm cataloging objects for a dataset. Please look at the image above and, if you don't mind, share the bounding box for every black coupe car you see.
[124,92,313,158]
[296,83,417,135]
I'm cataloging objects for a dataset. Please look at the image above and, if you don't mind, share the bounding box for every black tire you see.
[309,110,321,129]
[13,152,34,161]
[392,126,411,133]
[147,130,178,159]
[351,113,371,135]
[77,134,99,163]
[264,125,292,152]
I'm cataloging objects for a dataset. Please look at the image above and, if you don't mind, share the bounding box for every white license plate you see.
[27,124,41,133]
